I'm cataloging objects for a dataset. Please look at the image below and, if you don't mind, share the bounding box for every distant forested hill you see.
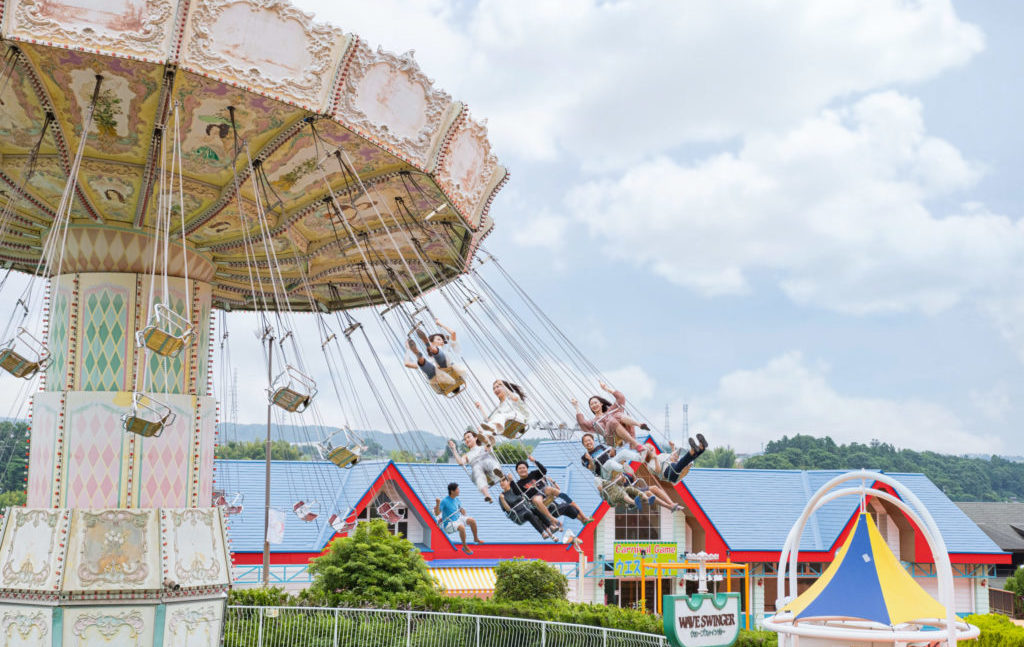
[742,434,1024,502]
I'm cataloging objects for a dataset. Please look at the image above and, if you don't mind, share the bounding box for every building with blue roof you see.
[216,440,1008,624]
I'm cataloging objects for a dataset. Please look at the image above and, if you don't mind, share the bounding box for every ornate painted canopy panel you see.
[0,0,506,311]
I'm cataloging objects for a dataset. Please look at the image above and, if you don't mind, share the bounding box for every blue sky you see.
[285,0,1023,455]
[5,1,1019,458]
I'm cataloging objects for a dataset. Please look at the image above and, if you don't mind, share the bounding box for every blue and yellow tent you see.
[782,512,946,625]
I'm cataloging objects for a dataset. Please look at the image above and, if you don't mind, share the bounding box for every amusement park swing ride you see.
[0,1,690,643]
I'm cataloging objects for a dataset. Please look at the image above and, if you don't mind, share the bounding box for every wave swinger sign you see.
[663,593,741,647]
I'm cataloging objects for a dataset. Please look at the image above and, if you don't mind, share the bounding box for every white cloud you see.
[968,384,1011,423]
[567,91,1024,315]
[602,365,656,402]
[510,212,570,251]
[692,352,1003,455]
[293,0,983,166]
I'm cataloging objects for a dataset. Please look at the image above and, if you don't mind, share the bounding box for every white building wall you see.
[752,577,765,628]
[916,574,977,614]
[975,578,990,614]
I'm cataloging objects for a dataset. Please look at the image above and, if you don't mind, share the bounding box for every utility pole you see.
[664,405,670,441]
[682,403,689,444]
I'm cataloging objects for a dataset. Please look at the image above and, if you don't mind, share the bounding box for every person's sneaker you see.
[640,423,650,431]
[688,437,699,454]
[696,433,708,450]
[647,495,657,506]
[406,338,419,354]
[634,495,644,510]
[493,468,504,479]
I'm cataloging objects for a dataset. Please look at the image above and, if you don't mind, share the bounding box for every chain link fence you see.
[224,605,668,647]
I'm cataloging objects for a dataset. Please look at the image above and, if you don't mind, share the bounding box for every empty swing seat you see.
[325,445,360,468]
[138,327,186,357]
[212,490,244,516]
[293,501,318,522]
[0,328,50,379]
[136,304,192,358]
[121,393,176,438]
[268,365,317,413]
[329,513,357,534]
[0,349,40,379]
[317,429,365,469]
[271,387,311,413]
[377,501,406,524]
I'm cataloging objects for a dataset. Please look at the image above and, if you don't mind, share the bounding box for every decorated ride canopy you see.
[0,0,506,309]
[782,512,945,626]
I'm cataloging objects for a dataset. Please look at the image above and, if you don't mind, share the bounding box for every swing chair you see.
[293,500,319,522]
[480,403,529,440]
[120,392,176,438]
[377,500,407,524]
[328,510,358,534]
[268,365,317,413]
[212,490,244,516]
[0,327,50,379]
[316,429,365,469]
[136,303,193,358]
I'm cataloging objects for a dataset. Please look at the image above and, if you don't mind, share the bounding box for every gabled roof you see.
[955,502,1024,551]
[216,456,601,554]
[683,469,1003,555]
[216,441,1004,559]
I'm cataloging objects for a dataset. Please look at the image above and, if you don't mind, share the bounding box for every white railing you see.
[224,605,669,647]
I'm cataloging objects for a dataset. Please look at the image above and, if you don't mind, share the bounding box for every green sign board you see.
[663,593,741,647]
[612,541,677,577]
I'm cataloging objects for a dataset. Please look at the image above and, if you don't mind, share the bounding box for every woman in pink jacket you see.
[572,382,650,454]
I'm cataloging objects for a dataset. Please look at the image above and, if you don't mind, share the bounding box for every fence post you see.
[406,609,412,647]
[475,615,481,647]
[257,608,265,647]
[332,608,340,647]
[603,627,608,647]
[541,621,546,647]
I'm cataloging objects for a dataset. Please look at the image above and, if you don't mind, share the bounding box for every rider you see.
[475,379,529,439]
[580,432,634,479]
[513,456,593,528]
[448,430,503,503]
[572,382,650,457]
[499,475,557,539]
[405,319,464,394]
[434,482,482,555]
[647,434,708,483]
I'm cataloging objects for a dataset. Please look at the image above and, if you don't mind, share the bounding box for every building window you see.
[358,493,409,537]
[614,504,660,540]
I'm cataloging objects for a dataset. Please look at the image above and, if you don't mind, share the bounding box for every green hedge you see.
[965,613,1024,647]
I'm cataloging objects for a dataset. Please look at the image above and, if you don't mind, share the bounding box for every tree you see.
[364,438,386,458]
[1005,565,1024,617]
[217,440,306,461]
[695,446,736,469]
[308,520,435,597]
[0,421,28,494]
[492,442,527,465]
[493,559,567,602]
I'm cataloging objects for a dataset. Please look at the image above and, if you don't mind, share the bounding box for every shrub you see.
[965,613,1024,647]
[493,559,568,602]
[308,519,435,598]
[1004,565,1024,617]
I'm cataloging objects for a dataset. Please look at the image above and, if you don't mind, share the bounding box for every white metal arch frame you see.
[763,470,979,646]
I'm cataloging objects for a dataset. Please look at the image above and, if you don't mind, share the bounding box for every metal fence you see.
[224,605,669,647]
